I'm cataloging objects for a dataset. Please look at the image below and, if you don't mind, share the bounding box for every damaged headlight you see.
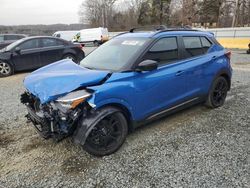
[56,90,92,109]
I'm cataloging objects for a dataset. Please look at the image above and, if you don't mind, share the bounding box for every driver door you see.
[133,37,189,120]
[11,39,42,71]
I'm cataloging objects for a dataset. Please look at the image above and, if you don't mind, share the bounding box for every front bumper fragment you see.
[26,105,51,138]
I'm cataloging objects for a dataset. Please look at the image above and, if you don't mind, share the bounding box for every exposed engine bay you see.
[20,90,92,141]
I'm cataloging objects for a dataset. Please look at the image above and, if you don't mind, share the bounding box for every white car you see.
[74,27,109,46]
[53,31,79,41]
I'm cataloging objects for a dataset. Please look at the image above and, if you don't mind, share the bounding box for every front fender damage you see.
[73,107,120,146]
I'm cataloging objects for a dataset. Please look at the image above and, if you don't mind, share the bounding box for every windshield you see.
[4,38,26,51]
[80,37,149,71]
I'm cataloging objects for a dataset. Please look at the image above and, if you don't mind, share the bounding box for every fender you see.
[73,107,120,146]
[214,68,232,89]
[207,68,232,94]
[88,97,134,120]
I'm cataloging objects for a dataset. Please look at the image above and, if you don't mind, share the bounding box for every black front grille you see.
[20,92,32,104]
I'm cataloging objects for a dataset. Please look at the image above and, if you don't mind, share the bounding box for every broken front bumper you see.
[21,92,82,141]
[25,105,51,139]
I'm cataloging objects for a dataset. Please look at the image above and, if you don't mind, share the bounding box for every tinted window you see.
[183,37,203,57]
[19,39,40,50]
[4,35,19,40]
[201,36,212,53]
[80,37,149,71]
[17,35,25,39]
[0,36,4,42]
[41,38,58,47]
[143,37,179,65]
[56,39,65,45]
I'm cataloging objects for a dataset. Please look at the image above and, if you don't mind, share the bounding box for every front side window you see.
[80,37,149,71]
[143,37,179,65]
[18,39,40,50]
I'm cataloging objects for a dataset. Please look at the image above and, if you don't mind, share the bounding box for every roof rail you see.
[154,26,200,35]
[129,25,167,33]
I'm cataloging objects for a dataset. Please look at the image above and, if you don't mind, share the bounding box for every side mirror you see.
[15,47,21,54]
[136,60,158,72]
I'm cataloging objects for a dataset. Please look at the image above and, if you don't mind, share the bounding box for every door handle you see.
[211,56,217,60]
[176,70,184,76]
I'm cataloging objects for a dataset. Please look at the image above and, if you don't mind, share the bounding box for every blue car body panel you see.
[23,31,232,122]
[24,59,110,104]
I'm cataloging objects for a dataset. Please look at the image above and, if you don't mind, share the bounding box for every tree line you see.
[79,0,250,30]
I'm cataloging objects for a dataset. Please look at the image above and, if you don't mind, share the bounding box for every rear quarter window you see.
[201,36,212,53]
[183,36,203,57]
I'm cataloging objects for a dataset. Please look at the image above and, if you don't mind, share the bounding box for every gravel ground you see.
[0,50,250,188]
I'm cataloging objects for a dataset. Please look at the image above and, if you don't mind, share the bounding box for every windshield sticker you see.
[122,41,141,46]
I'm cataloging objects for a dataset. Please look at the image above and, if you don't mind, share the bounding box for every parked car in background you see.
[73,27,109,46]
[53,31,79,41]
[0,34,27,50]
[0,36,85,77]
[21,28,232,156]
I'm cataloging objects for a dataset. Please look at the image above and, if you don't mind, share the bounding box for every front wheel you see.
[0,61,13,77]
[205,76,229,108]
[84,111,128,156]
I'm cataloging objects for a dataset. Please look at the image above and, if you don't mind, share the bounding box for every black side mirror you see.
[136,60,158,72]
[15,47,21,54]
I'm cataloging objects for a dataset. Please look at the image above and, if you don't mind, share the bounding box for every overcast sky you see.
[0,0,84,25]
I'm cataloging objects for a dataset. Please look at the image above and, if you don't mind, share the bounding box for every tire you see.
[0,61,13,77]
[205,76,229,108]
[63,54,77,63]
[84,111,128,156]
[93,41,99,47]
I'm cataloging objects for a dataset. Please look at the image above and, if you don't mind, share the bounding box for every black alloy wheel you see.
[84,111,128,156]
[206,76,229,108]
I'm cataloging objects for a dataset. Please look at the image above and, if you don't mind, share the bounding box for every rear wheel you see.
[206,76,229,108]
[63,54,76,63]
[93,40,99,47]
[84,111,128,156]
[0,61,13,77]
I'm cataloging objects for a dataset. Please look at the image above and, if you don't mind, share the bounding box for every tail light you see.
[225,51,231,64]
[76,43,84,50]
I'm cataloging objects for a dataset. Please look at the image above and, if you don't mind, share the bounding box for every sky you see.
[0,0,84,25]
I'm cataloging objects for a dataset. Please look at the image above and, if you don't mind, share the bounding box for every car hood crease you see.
[24,59,110,104]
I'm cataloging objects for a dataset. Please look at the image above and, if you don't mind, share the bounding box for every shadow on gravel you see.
[61,156,99,175]
[22,136,48,153]
[0,133,15,148]
[133,103,209,134]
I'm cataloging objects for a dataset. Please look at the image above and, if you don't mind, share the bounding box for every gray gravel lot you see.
[0,50,250,188]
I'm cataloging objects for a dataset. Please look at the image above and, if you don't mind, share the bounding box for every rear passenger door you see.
[180,36,213,97]
[39,38,65,66]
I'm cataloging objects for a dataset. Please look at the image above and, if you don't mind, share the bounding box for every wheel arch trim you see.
[73,107,121,146]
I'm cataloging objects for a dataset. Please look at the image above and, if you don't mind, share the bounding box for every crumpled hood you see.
[24,59,110,104]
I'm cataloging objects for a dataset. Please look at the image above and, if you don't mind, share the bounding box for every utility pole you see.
[232,0,239,27]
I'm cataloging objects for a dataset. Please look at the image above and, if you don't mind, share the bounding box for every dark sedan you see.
[0,34,27,50]
[0,36,85,77]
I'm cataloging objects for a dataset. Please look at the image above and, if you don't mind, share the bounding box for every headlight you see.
[56,90,92,109]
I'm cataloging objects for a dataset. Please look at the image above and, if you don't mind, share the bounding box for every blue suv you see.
[21,28,232,156]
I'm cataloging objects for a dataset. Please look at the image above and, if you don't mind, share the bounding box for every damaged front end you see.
[20,89,93,141]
